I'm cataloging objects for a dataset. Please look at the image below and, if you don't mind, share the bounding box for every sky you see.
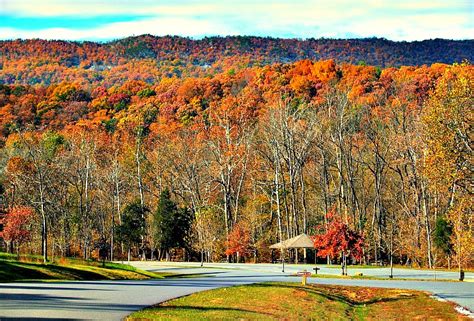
[0,0,472,41]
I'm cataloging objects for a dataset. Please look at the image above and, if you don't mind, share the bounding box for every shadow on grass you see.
[0,260,108,282]
[42,265,106,280]
[0,261,52,281]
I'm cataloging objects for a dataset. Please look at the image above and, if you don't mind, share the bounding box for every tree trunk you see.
[299,170,308,233]
[389,223,394,278]
[40,188,48,263]
[421,181,433,268]
[110,212,114,262]
[274,154,284,267]
[135,135,145,252]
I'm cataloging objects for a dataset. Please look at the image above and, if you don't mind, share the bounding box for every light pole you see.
[281,248,285,272]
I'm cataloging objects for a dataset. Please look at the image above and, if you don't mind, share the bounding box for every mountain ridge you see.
[1,35,472,68]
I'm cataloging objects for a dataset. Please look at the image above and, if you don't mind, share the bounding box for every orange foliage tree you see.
[2,206,36,255]
[225,223,251,263]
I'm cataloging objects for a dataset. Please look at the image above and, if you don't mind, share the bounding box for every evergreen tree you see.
[154,189,192,260]
[434,217,453,268]
[115,200,147,262]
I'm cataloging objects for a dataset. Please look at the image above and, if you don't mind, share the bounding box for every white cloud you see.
[0,0,472,40]
[2,0,469,17]
[0,17,237,40]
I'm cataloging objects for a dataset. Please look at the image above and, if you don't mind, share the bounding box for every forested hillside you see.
[1,36,473,85]
[0,36,472,271]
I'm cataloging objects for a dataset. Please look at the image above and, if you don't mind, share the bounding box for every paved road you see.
[0,262,472,320]
[134,261,473,281]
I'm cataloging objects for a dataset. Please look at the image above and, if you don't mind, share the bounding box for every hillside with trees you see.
[0,37,472,273]
[1,36,473,86]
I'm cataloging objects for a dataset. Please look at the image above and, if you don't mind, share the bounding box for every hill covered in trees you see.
[0,36,473,86]
[0,35,472,272]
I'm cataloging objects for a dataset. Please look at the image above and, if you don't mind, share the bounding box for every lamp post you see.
[282,248,285,272]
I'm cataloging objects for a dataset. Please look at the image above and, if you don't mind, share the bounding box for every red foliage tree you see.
[225,223,251,263]
[312,209,364,274]
[2,206,35,254]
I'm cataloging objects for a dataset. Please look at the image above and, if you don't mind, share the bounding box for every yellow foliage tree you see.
[422,63,473,278]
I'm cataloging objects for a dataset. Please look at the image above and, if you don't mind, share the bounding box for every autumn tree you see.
[225,223,251,263]
[422,64,473,278]
[203,96,255,244]
[312,209,364,275]
[6,131,64,262]
[61,128,98,259]
[2,206,35,255]
[193,207,223,265]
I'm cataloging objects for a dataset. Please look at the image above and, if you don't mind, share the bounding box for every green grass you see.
[0,252,44,262]
[0,252,167,282]
[128,282,468,320]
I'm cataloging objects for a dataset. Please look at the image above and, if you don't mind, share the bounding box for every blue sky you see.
[0,0,472,41]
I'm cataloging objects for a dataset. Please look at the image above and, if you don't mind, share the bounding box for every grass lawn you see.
[128,282,468,320]
[0,252,166,282]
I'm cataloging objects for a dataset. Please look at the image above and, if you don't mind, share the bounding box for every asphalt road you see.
[0,262,472,320]
[134,261,473,281]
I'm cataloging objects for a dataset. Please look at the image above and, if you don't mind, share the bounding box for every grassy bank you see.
[128,282,468,320]
[0,252,165,282]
